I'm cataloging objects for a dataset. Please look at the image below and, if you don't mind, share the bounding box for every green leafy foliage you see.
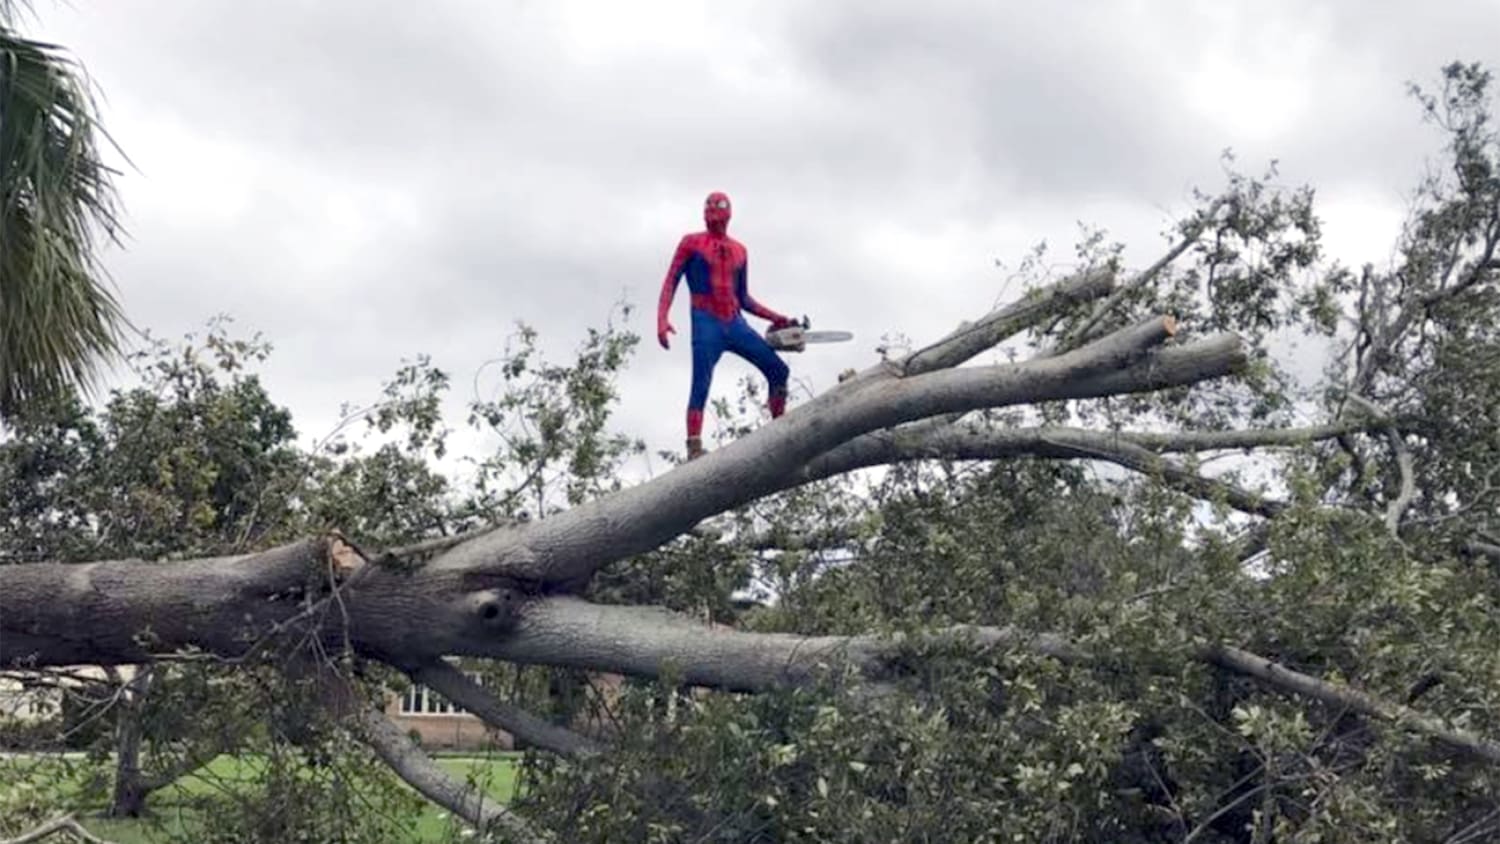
[514,64,1500,843]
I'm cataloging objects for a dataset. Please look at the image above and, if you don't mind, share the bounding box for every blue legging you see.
[689,310,789,411]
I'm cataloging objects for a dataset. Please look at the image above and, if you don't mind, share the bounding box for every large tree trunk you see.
[2,323,1247,674]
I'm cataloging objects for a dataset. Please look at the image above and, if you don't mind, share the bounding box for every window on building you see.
[401,684,425,714]
[397,671,486,716]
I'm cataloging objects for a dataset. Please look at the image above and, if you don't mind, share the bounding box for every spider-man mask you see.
[704,192,731,234]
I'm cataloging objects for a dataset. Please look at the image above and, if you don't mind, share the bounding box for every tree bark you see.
[106,669,150,819]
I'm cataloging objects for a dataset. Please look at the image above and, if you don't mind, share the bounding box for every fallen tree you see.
[5,63,1500,842]
[0,269,1485,837]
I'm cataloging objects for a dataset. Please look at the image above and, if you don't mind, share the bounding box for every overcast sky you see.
[29,0,1500,477]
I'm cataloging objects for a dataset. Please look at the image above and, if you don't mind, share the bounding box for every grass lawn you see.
[3,752,521,843]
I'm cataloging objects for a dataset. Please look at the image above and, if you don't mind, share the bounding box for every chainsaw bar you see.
[765,326,853,352]
[798,330,853,344]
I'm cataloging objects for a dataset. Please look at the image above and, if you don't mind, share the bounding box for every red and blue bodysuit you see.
[658,192,793,457]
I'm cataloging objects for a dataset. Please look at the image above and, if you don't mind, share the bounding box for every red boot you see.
[769,390,787,419]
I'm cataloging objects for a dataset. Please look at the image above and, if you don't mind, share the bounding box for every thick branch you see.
[2,326,1244,671]
[434,325,1242,585]
[2,318,1242,674]
[1107,419,1375,453]
[408,660,601,759]
[1345,394,1417,536]
[901,268,1115,375]
[1199,644,1500,765]
[813,419,1371,483]
[801,425,1288,518]
[489,597,1079,692]
[0,545,535,676]
[0,332,1243,673]
[350,706,547,842]
[1383,431,1416,536]
[491,599,1500,766]
[1466,540,1500,562]
[0,540,330,666]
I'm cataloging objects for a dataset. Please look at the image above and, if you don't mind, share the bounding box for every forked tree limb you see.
[0,299,1253,844]
[1350,234,1500,393]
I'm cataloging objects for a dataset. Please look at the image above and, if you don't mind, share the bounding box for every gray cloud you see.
[29,0,1500,471]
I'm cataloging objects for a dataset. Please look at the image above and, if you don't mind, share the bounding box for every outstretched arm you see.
[657,237,691,349]
[736,260,791,326]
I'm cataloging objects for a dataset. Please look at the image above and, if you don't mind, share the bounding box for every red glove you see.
[769,316,795,331]
[658,317,676,350]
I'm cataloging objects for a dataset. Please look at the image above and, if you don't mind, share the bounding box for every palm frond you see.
[1,20,128,418]
[0,3,30,25]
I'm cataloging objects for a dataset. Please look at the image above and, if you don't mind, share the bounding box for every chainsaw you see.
[765,316,853,353]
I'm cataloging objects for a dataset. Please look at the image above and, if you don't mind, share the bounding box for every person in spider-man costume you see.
[658,191,795,460]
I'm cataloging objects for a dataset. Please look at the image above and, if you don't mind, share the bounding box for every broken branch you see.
[408,660,602,759]
[350,705,548,841]
[1200,644,1500,765]
[1052,198,1224,354]
[902,268,1115,375]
